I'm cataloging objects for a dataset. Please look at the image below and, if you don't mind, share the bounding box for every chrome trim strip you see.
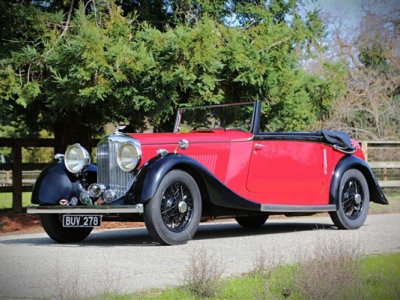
[261,204,336,213]
[27,204,144,214]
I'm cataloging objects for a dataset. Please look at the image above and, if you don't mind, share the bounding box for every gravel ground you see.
[0,213,399,299]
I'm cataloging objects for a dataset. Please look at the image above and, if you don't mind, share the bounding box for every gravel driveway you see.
[1,213,399,299]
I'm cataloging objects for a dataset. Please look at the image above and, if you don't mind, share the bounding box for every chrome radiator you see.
[96,135,136,199]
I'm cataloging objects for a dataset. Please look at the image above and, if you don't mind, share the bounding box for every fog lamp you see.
[103,189,117,203]
[88,183,106,198]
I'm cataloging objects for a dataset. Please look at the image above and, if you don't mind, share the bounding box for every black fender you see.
[31,161,97,205]
[134,153,261,211]
[329,155,389,206]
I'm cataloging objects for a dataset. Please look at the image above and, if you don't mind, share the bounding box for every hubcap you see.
[354,193,362,205]
[178,201,188,213]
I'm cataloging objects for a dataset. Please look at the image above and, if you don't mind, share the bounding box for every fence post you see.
[12,139,23,213]
[361,141,368,162]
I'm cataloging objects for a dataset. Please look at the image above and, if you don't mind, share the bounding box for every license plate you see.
[62,215,102,227]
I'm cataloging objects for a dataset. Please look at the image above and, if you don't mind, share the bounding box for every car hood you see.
[127,130,253,145]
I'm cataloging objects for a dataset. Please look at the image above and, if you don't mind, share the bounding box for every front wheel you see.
[40,214,93,243]
[144,170,202,245]
[330,169,370,229]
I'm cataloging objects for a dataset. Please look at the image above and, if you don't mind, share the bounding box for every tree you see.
[1,0,341,154]
[319,2,400,141]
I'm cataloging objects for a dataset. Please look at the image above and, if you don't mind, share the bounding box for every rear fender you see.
[31,161,97,205]
[329,155,388,206]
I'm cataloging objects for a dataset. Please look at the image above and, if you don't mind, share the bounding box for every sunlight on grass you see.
[0,192,32,209]
[370,192,400,214]
[362,252,400,299]
[94,252,400,300]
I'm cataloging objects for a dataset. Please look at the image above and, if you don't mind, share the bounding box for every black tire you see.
[330,169,370,229]
[40,214,93,243]
[235,215,269,228]
[144,170,202,245]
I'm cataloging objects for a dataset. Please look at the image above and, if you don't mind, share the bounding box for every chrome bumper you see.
[27,204,144,214]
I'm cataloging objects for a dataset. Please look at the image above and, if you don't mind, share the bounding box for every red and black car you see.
[27,101,388,245]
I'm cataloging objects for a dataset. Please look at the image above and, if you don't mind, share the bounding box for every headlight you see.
[64,143,91,174]
[117,142,142,172]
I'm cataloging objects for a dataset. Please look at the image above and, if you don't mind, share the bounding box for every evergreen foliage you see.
[0,0,345,152]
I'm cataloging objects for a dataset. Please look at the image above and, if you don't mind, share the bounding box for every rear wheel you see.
[330,169,369,229]
[40,214,93,243]
[235,215,268,228]
[144,170,201,245]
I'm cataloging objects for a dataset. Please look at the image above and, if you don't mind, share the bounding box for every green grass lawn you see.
[370,192,400,214]
[0,192,32,209]
[87,252,400,300]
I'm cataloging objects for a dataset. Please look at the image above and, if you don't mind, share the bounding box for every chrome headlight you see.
[64,143,91,174]
[117,141,142,172]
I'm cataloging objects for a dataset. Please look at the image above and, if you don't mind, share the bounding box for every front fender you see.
[329,155,388,206]
[133,153,261,211]
[134,154,203,203]
[31,161,97,205]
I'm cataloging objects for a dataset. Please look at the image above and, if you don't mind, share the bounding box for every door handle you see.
[254,143,265,150]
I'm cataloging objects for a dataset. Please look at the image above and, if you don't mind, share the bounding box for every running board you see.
[26,204,144,214]
[261,204,336,213]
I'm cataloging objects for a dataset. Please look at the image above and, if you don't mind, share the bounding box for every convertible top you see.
[320,130,355,152]
[255,129,355,153]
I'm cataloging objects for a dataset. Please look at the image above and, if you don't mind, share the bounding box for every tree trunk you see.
[53,112,93,155]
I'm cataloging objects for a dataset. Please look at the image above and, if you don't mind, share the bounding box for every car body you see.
[27,101,388,245]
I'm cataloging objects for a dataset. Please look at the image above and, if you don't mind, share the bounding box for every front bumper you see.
[26,204,144,214]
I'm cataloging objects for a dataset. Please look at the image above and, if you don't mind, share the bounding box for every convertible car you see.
[27,101,388,245]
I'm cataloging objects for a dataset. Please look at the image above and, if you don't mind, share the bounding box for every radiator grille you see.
[97,136,136,199]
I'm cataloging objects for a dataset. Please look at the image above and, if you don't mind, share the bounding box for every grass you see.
[0,192,32,209]
[181,245,225,298]
[370,192,400,214]
[83,250,400,300]
[35,234,396,300]
[363,252,400,299]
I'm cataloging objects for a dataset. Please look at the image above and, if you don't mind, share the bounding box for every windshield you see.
[173,102,256,133]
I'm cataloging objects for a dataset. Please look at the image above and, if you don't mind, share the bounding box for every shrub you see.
[182,244,225,298]
[294,233,365,300]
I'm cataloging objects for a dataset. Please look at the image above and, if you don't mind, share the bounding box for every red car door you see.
[246,139,326,205]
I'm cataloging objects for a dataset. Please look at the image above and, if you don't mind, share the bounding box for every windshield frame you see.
[173,101,259,134]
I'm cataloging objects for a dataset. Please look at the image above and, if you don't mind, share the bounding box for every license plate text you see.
[63,215,102,227]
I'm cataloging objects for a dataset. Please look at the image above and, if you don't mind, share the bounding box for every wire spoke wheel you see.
[341,178,364,220]
[330,169,370,229]
[144,170,202,245]
[161,182,194,232]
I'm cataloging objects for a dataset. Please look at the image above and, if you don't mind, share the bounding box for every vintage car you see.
[27,101,388,245]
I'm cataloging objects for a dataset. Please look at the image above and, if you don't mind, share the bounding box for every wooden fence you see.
[0,138,53,212]
[1,138,399,212]
[360,141,400,188]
